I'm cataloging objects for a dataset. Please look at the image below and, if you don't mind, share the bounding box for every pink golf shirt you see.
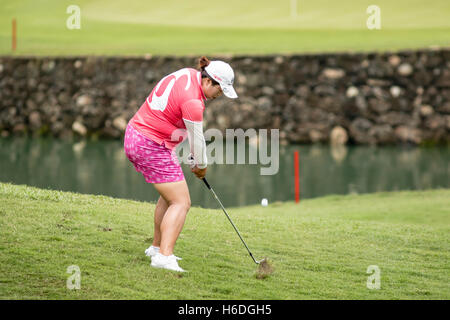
[129,68,207,150]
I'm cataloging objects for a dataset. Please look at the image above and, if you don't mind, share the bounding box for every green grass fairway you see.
[0,182,449,299]
[0,0,449,56]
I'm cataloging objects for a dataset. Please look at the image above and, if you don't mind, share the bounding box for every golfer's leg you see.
[153,180,191,256]
[152,195,169,248]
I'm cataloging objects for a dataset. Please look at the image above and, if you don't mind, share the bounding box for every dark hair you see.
[197,56,210,71]
[197,56,220,86]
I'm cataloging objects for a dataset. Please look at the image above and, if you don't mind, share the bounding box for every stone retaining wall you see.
[1,50,449,145]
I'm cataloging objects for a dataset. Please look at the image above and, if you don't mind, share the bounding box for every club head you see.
[255,258,274,279]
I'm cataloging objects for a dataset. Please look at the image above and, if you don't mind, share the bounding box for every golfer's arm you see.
[182,118,207,169]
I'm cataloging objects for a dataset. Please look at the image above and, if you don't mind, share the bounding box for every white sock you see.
[151,246,160,251]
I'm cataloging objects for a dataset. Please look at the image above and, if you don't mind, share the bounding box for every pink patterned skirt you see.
[124,124,185,184]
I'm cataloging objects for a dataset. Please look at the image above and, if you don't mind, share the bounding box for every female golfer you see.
[124,57,238,272]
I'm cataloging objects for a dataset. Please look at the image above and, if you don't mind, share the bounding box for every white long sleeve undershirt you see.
[182,118,207,169]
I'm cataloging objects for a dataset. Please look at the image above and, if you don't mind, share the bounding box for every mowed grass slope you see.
[0,0,449,55]
[0,182,449,299]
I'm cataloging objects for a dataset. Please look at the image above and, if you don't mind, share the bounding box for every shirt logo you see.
[148,69,191,112]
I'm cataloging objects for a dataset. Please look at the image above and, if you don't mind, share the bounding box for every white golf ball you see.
[261,198,268,207]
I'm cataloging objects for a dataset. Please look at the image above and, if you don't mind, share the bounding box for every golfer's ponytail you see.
[197,56,210,71]
[197,56,219,85]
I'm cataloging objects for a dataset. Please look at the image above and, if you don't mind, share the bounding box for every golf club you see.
[202,177,266,265]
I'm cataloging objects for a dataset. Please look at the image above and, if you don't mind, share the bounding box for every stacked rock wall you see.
[1,50,449,145]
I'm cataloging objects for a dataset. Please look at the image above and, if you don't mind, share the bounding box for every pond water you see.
[0,137,448,208]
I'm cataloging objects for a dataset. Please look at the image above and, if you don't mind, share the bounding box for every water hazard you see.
[0,137,448,208]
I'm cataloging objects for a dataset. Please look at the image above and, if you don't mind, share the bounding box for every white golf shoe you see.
[145,246,182,260]
[144,245,160,257]
[150,252,186,272]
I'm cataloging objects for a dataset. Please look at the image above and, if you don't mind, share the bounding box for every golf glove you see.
[187,153,196,169]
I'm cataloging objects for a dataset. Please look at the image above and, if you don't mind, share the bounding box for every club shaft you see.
[202,178,258,264]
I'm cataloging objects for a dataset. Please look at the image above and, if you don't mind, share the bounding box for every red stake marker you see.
[12,18,16,52]
[294,150,300,203]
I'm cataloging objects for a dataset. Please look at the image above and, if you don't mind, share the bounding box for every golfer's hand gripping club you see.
[188,153,206,179]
